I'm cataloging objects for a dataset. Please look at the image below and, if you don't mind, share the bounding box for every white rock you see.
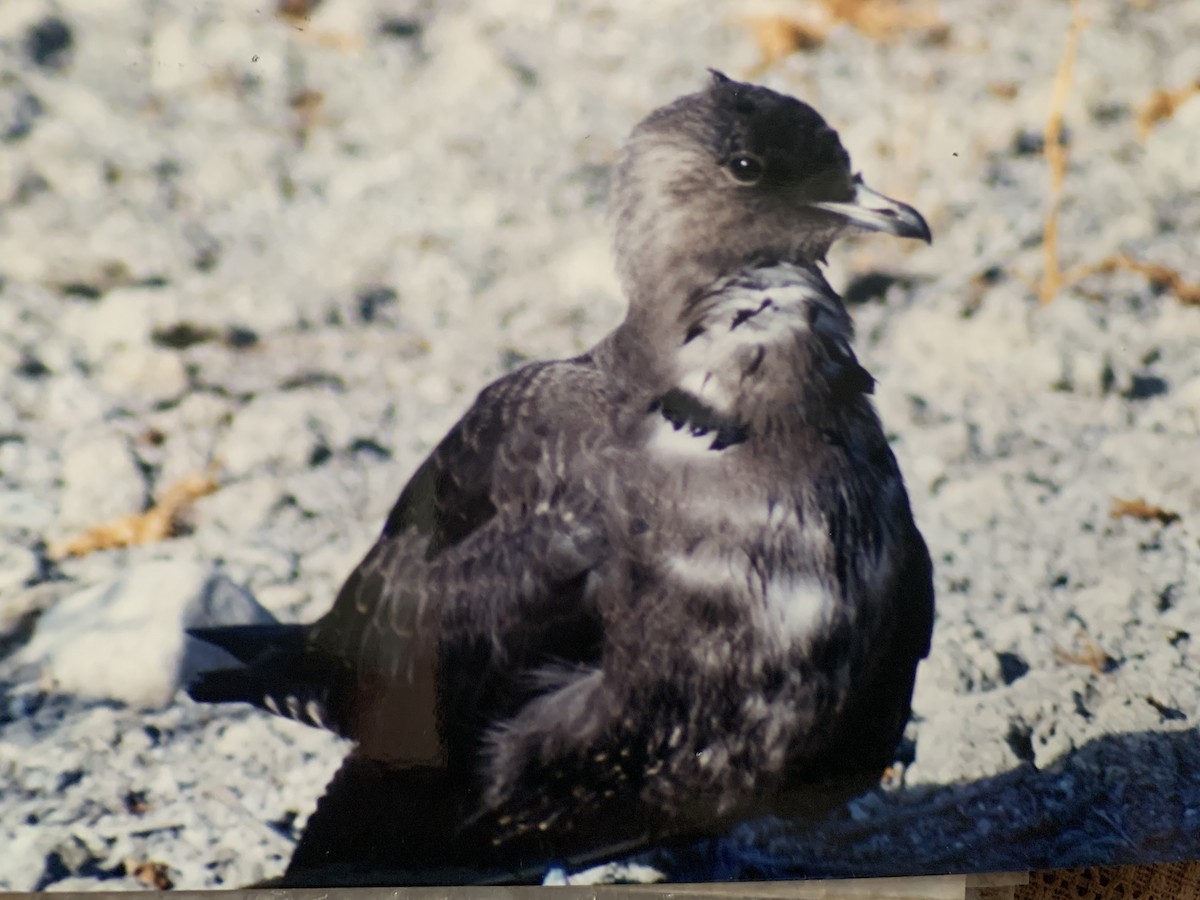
[56,287,172,364]
[544,861,666,885]
[191,476,283,538]
[0,826,54,892]
[15,559,276,709]
[907,697,1023,787]
[217,390,339,476]
[96,345,189,406]
[54,431,144,536]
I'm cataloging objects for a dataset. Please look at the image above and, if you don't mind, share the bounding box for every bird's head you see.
[610,72,929,314]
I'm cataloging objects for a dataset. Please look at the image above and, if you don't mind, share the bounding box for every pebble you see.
[12,559,275,709]
[52,432,144,537]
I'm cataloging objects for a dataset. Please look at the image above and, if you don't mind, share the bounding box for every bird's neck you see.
[606,220,835,374]
[607,231,732,375]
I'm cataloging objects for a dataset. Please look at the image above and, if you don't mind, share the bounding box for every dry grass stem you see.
[1136,81,1200,141]
[1053,632,1116,675]
[741,0,942,72]
[1039,0,1088,305]
[48,472,218,560]
[1110,497,1181,526]
[1072,255,1200,307]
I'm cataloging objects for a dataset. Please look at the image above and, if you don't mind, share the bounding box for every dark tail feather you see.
[186,623,345,733]
[187,667,270,705]
[188,623,307,665]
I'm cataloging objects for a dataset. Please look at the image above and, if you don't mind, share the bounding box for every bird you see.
[187,70,935,886]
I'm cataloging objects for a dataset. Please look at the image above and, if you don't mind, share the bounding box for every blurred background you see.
[0,0,1197,890]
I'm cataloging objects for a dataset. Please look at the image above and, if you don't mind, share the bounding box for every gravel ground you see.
[1,0,1198,890]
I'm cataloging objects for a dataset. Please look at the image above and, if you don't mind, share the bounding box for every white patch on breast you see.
[760,497,795,532]
[664,551,749,592]
[671,265,850,414]
[646,416,724,458]
[708,497,793,538]
[763,574,834,645]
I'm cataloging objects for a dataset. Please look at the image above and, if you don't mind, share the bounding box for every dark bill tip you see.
[811,175,932,244]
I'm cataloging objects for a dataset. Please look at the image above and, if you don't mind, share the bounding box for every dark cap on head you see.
[704,70,853,195]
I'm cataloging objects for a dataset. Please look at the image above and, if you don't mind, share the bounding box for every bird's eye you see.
[728,154,764,184]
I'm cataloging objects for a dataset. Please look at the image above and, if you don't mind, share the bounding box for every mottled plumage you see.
[188,72,934,886]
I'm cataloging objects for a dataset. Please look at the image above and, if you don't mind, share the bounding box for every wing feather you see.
[303,357,616,764]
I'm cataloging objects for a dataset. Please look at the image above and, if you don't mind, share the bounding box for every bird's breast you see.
[648,493,840,642]
[652,263,862,435]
